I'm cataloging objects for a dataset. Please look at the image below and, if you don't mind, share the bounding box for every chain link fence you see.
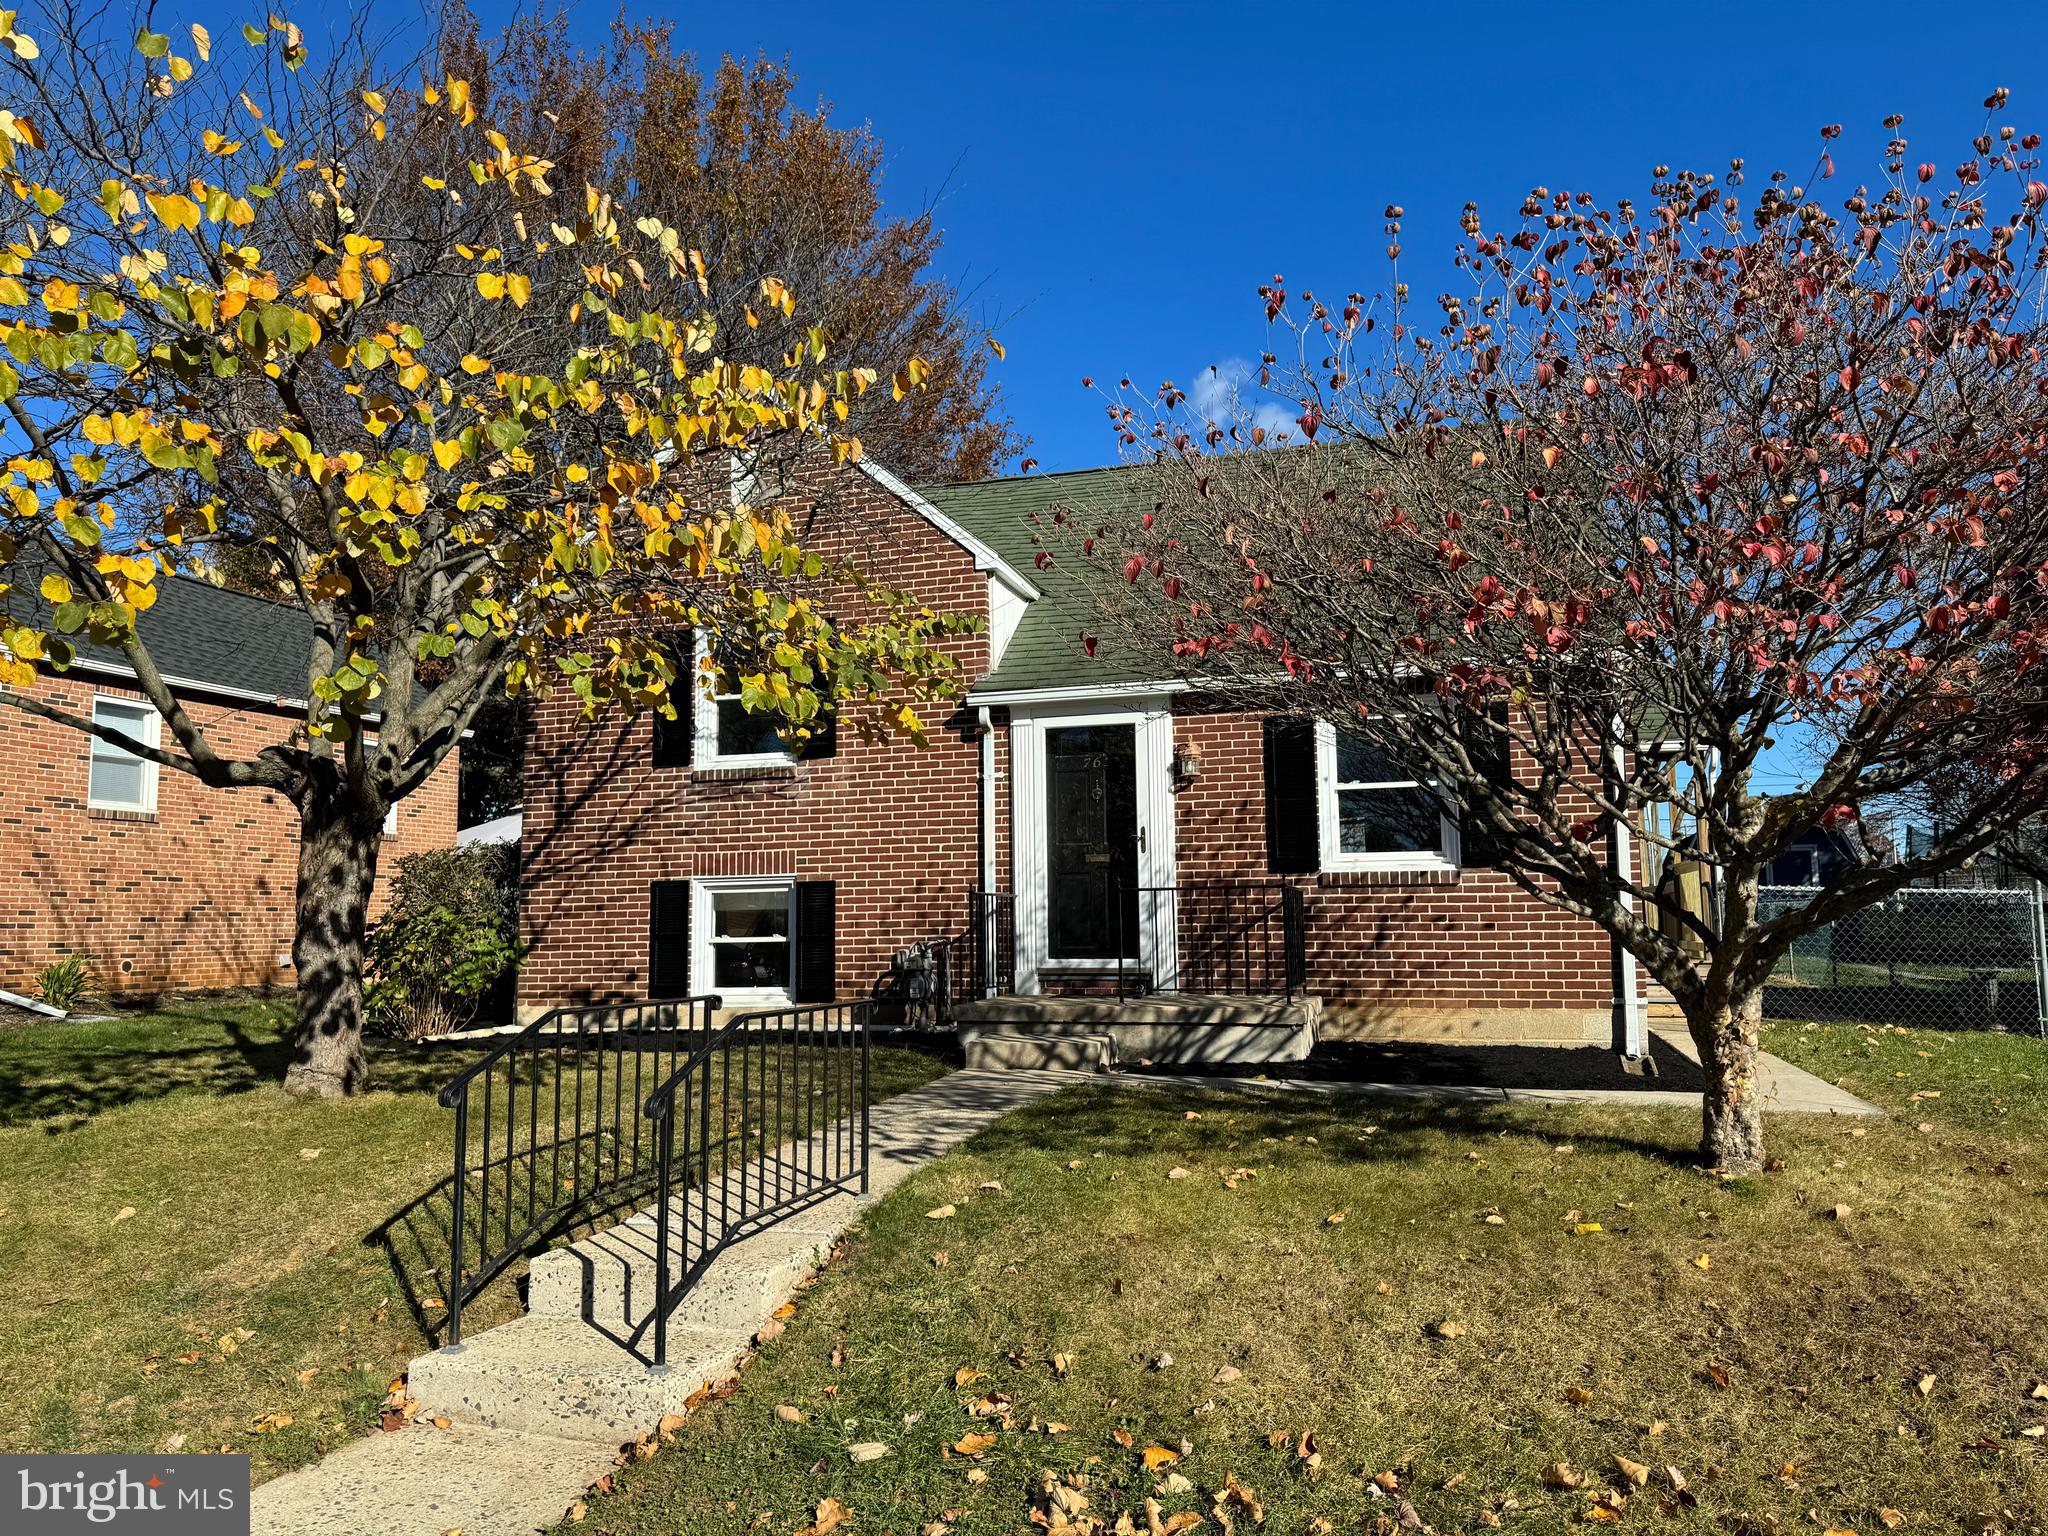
[1757,883,2048,1035]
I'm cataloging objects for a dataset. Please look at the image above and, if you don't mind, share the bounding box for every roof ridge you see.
[917,459,1148,494]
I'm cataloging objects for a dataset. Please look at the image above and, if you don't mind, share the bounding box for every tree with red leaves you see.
[1067,97,2048,1171]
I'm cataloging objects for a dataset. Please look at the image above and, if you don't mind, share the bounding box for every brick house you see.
[519,457,1645,1050]
[0,577,459,997]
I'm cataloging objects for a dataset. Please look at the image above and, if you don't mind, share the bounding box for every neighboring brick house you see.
[0,578,459,997]
[520,458,1644,1048]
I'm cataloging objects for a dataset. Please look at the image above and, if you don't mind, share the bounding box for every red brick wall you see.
[0,672,460,996]
[519,463,997,1011]
[1171,708,1618,1041]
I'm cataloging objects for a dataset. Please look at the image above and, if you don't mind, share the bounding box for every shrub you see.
[33,955,91,1012]
[364,844,522,1039]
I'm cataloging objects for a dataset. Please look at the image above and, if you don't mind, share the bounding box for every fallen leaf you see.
[1916,1373,1936,1397]
[1432,1321,1466,1340]
[1614,1455,1650,1488]
[798,1496,850,1536]
[1143,1445,1181,1470]
[565,1500,587,1522]
[926,1205,956,1220]
[299,1147,322,1160]
[953,1432,996,1458]
[1151,1352,1174,1370]
[1693,1254,1713,1270]
[1325,1212,1346,1225]
[847,1441,890,1463]
[1564,1387,1594,1405]
[772,1303,798,1320]
[113,1207,137,1224]
[1541,1461,1582,1489]
[953,1366,982,1387]
[776,1404,804,1423]
[294,1368,319,1385]
[1575,1222,1605,1235]
[1877,1509,1905,1529]
[1213,1365,1242,1384]
[978,1180,1003,1192]
[755,1318,786,1345]
[1168,1168,1191,1181]
[1826,1204,1852,1221]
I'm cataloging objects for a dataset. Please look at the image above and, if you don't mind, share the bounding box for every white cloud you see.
[1186,357,1297,445]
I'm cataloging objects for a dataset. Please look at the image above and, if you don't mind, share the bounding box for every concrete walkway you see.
[1126,1029,1879,1116]
[251,1068,1083,1536]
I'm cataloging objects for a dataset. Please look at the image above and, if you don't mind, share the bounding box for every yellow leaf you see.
[459,354,489,375]
[39,573,69,603]
[475,271,506,300]
[1692,1254,1712,1270]
[925,1204,955,1220]
[506,273,532,308]
[953,1432,996,1458]
[431,440,463,473]
[1141,1446,1180,1470]
[145,191,200,231]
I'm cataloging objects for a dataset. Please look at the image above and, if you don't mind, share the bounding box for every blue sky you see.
[439,0,2048,479]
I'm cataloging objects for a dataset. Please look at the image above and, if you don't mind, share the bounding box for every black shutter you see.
[1457,703,1513,868]
[651,631,694,767]
[797,710,838,761]
[1263,716,1320,874]
[648,880,691,998]
[793,880,837,1002]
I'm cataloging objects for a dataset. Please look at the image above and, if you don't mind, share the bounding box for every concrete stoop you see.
[955,992,1322,1069]
[252,1068,1082,1536]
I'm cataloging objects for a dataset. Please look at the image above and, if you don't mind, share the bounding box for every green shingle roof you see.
[918,464,1172,696]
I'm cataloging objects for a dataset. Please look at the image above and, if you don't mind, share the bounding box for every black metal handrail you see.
[1116,881,1308,999]
[642,1000,871,1369]
[441,996,722,1346]
[966,889,1016,997]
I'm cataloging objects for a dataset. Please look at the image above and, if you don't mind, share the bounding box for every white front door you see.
[1011,703,1177,993]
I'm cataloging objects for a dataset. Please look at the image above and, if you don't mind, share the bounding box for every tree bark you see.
[1691,983,1767,1173]
[284,795,383,1098]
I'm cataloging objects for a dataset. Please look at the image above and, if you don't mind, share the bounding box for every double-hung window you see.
[697,878,794,999]
[692,634,794,769]
[1317,721,1458,871]
[87,696,160,813]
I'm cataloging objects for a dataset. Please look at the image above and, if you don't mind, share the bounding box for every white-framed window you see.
[692,876,795,1003]
[384,801,399,835]
[1317,720,1458,872]
[692,632,794,769]
[87,695,160,812]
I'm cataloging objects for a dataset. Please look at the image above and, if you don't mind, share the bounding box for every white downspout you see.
[1608,724,1648,1065]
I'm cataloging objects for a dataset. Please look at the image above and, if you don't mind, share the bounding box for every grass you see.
[0,1002,951,1481]
[567,1024,2048,1536]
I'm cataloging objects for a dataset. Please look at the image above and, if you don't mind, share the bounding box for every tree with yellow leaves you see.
[0,4,972,1096]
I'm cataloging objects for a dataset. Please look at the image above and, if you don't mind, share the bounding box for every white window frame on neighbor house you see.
[691,874,796,1006]
[691,632,795,771]
[87,695,161,813]
[1315,720,1459,873]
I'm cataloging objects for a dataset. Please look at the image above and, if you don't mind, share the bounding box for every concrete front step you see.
[527,1189,860,1335]
[409,1313,738,1443]
[954,992,1322,1067]
[963,1029,1115,1072]
[250,1419,617,1536]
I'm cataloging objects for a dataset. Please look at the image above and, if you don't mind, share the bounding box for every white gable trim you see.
[855,458,1041,603]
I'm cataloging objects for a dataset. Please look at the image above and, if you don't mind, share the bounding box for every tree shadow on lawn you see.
[0,1006,480,1132]
[1126,1032,1709,1093]
[966,1076,1705,1171]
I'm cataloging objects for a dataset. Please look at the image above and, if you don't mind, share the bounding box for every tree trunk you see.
[1691,983,1767,1173]
[284,796,383,1098]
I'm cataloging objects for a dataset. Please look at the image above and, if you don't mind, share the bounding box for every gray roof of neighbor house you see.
[50,574,315,704]
[919,464,1171,696]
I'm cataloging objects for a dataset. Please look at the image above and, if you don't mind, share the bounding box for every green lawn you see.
[0,1003,951,1481]
[565,1022,2048,1536]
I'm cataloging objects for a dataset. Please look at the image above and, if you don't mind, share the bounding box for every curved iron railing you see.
[440,996,722,1345]
[642,1000,871,1369]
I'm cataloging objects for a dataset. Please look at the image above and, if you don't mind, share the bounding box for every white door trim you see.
[1010,703,1176,994]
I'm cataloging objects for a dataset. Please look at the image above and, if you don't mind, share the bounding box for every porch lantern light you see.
[1171,740,1202,790]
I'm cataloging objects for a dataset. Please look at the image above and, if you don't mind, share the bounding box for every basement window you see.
[87,696,160,813]
[694,878,795,1003]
